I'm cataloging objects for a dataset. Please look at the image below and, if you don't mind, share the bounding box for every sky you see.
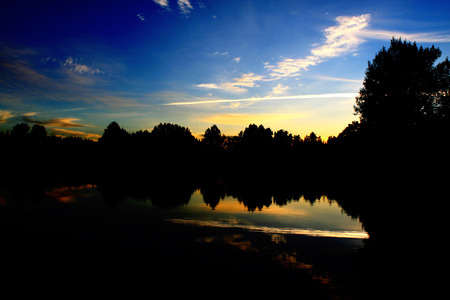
[1,0,450,140]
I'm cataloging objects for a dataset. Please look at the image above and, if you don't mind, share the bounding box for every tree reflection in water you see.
[0,169,443,300]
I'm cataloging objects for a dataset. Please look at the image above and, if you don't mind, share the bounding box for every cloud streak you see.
[359,29,450,43]
[0,110,14,124]
[22,116,93,128]
[50,128,101,141]
[165,92,357,105]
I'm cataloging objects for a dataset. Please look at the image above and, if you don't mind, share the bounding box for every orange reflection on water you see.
[45,184,97,203]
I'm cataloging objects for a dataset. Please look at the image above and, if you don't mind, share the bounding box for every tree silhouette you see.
[11,123,30,139]
[151,123,197,148]
[240,124,273,150]
[202,125,225,150]
[304,132,322,144]
[99,121,129,144]
[273,129,293,151]
[30,124,47,142]
[354,38,450,130]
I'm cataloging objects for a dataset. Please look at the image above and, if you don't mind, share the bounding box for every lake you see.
[0,183,367,299]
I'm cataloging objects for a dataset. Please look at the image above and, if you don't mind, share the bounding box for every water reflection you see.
[168,218,368,239]
[0,180,367,299]
[182,190,366,238]
[45,184,97,203]
[2,181,366,239]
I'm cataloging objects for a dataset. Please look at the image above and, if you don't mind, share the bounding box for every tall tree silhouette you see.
[99,121,129,144]
[202,125,225,150]
[273,129,293,151]
[30,124,47,142]
[240,124,273,150]
[151,123,197,148]
[354,38,450,130]
[304,132,322,144]
[11,123,30,139]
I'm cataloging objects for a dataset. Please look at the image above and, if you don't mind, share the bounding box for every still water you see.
[0,183,367,298]
[170,190,367,239]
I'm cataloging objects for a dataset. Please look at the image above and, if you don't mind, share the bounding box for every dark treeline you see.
[0,118,331,182]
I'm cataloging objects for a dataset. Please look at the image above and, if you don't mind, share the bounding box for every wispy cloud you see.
[214,51,229,56]
[152,0,170,9]
[22,116,94,128]
[137,13,146,22]
[178,0,193,15]
[197,73,264,93]
[265,56,319,79]
[270,83,290,95]
[165,92,357,105]
[63,57,102,75]
[207,13,449,89]
[200,14,372,88]
[267,14,371,80]
[0,110,14,124]
[312,14,371,59]
[0,45,145,109]
[266,13,450,80]
[50,128,101,141]
[359,29,450,43]
[315,75,362,83]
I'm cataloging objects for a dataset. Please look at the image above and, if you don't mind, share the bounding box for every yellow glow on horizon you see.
[198,112,306,127]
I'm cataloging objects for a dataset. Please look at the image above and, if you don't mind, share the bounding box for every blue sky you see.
[1,0,450,140]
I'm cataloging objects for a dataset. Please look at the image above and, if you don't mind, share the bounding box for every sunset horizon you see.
[1,0,449,140]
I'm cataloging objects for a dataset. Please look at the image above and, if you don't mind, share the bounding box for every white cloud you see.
[270,83,290,95]
[63,57,102,75]
[137,13,146,21]
[197,83,221,89]
[311,14,371,59]
[197,13,450,95]
[153,0,170,9]
[178,0,193,15]
[266,14,371,80]
[266,56,319,79]
[197,73,264,93]
[214,51,229,56]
